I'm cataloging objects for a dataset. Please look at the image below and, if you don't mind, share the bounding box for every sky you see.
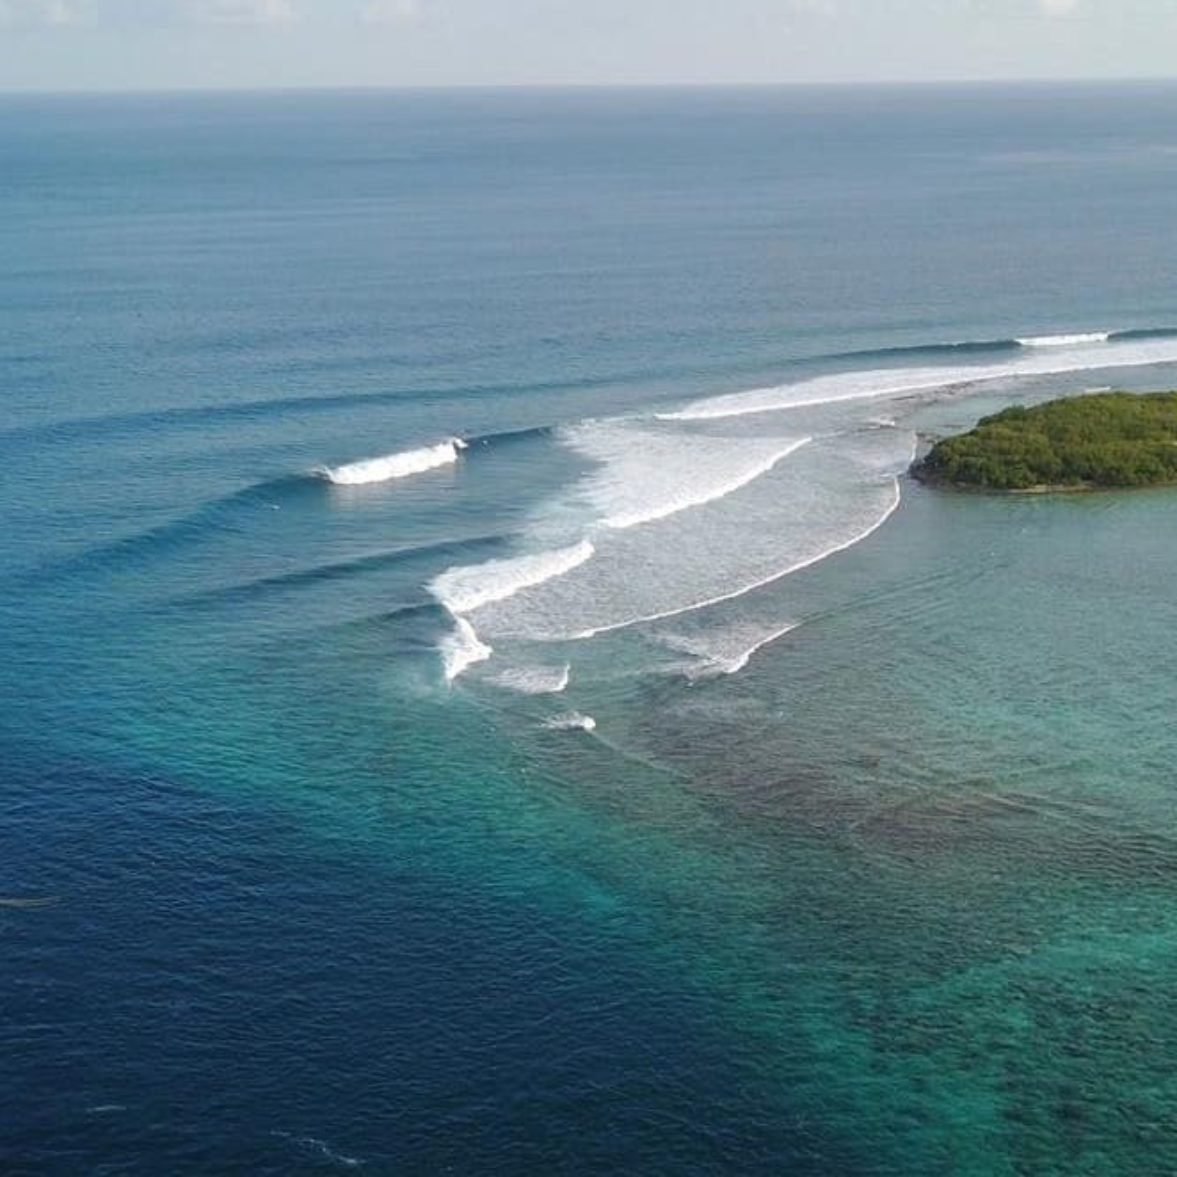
[0,0,1175,92]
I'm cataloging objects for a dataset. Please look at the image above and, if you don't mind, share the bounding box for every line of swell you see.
[169,533,510,610]
[14,425,550,588]
[1109,327,1177,342]
[658,332,1177,422]
[5,474,316,590]
[0,375,582,448]
[828,338,1022,364]
[823,327,1176,365]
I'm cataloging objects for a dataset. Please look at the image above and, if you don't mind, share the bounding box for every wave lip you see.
[663,620,799,679]
[431,540,596,681]
[318,438,466,486]
[440,617,493,682]
[430,539,595,616]
[1016,331,1110,348]
[599,437,812,530]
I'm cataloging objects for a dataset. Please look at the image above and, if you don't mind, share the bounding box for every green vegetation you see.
[913,391,1177,491]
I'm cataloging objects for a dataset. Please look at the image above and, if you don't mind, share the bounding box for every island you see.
[911,391,1177,492]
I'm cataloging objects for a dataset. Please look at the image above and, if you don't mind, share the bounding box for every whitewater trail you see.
[559,421,812,531]
[1016,331,1111,347]
[488,663,571,695]
[319,438,466,486]
[658,333,1177,422]
[430,540,596,616]
[566,475,904,640]
[430,542,595,684]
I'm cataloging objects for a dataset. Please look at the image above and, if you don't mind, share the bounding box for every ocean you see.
[5,83,1177,1174]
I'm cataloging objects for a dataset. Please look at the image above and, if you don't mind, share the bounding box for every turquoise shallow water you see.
[6,85,1177,1173]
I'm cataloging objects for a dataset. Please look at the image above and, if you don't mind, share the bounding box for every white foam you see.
[430,539,595,616]
[656,368,948,421]
[542,712,597,732]
[561,421,811,530]
[1016,331,1110,347]
[657,334,1177,422]
[319,438,465,486]
[464,430,914,647]
[660,620,799,679]
[489,664,571,694]
[568,479,902,639]
[439,617,492,682]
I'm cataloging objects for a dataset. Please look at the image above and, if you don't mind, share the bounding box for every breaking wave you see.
[561,421,812,530]
[1016,331,1110,347]
[659,620,800,680]
[421,326,1177,687]
[439,617,493,682]
[431,542,594,680]
[318,438,466,486]
[658,332,1177,422]
[430,540,595,616]
[568,477,903,640]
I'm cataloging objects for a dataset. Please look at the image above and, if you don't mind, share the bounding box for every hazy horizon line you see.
[3,74,1177,99]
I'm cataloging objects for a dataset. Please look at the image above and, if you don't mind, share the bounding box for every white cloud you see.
[0,0,92,24]
[359,0,421,25]
[192,0,296,24]
[1038,0,1080,15]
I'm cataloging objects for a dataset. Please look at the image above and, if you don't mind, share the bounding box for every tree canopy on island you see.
[913,391,1177,491]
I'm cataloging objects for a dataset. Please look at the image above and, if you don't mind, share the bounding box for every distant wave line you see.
[1015,331,1110,347]
[817,326,1177,367]
[657,333,1177,422]
[169,532,510,611]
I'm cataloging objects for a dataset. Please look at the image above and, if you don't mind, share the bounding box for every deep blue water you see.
[6,84,1177,1173]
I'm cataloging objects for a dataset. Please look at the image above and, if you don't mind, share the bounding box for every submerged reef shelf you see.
[912,391,1177,492]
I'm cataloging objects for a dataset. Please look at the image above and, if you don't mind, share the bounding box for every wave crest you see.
[430,539,595,616]
[439,617,493,682]
[1016,331,1110,347]
[560,421,812,530]
[656,332,1177,422]
[319,438,466,486]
